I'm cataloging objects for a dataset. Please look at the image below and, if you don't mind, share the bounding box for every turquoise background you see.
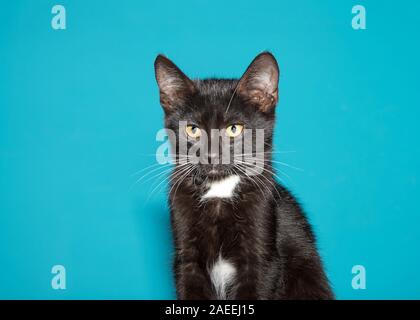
[0,0,419,299]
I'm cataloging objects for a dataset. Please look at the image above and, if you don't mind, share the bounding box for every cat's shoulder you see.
[274,182,316,242]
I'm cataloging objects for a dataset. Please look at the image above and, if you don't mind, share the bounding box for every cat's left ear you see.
[237,52,279,112]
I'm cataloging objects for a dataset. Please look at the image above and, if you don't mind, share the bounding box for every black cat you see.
[154,52,334,300]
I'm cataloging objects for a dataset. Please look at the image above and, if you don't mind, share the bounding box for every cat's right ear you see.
[236,52,279,112]
[154,55,196,112]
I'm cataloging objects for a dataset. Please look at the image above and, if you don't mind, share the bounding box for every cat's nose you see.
[208,153,219,164]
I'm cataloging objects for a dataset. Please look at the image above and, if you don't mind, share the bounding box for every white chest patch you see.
[202,175,240,199]
[210,255,236,300]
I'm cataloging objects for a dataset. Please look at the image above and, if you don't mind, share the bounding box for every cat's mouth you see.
[208,168,218,175]
[196,164,232,180]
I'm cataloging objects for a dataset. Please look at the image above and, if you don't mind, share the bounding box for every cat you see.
[154,52,334,300]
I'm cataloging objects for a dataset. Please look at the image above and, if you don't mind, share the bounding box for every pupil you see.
[191,126,196,134]
[231,125,236,133]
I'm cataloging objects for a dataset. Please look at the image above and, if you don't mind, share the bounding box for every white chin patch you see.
[210,255,236,300]
[202,175,240,199]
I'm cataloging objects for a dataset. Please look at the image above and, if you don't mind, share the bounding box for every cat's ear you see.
[154,55,196,111]
[237,52,279,112]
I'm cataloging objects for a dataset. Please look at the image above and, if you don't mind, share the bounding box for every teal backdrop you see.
[0,0,419,299]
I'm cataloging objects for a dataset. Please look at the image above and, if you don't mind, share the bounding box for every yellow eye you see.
[226,124,244,138]
[185,125,202,138]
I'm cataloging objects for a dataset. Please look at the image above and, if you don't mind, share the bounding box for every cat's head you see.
[154,52,279,181]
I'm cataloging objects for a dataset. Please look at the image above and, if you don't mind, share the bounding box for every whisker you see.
[233,159,287,184]
[232,165,270,203]
[131,162,173,177]
[147,163,193,201]
[171,166,197,199]
[225,80,240,114]
[130,164,173,190]
[232,156,303,172]
[235,163,282,205]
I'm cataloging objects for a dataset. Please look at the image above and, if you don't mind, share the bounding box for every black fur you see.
[154,52,334,300]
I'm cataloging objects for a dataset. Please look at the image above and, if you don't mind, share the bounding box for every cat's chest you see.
[174,175,260,299]
[194,175,253,251]
[172,173,259,249]
[198,175,243,299]
[201,175,241,200]
[192,175,243,220]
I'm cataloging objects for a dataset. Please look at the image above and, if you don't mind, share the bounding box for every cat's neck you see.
[201,175,241,200]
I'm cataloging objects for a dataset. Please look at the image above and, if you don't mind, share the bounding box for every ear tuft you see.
[237,52,280,112]
[154,55,195,111]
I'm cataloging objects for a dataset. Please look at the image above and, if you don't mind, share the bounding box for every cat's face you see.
[154,52,279,180]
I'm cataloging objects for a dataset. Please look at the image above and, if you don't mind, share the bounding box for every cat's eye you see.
[225,124,244,138]
[185,125,202,138]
